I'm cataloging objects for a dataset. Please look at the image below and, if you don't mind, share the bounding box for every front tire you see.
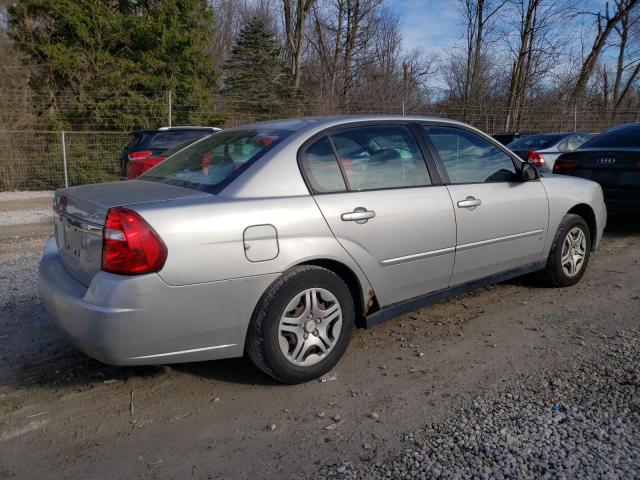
[246,266,355,384]
[539,213,591,287]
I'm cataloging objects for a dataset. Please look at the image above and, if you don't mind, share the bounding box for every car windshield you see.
[140,127,292,193]
[147,130,216,149]
[581,125,640,148]
[507,134,565,150]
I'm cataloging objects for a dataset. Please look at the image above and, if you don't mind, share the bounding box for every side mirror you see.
[521,162,539,181]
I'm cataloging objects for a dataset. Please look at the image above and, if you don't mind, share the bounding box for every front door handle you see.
[341,207,376,224]
[457,196,481,210]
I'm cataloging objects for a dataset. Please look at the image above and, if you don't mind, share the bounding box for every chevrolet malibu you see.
[39,116,606,384]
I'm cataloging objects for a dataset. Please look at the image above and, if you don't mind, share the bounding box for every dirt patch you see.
[0,219,639,479]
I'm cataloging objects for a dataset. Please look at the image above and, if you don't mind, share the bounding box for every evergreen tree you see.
[222,17,300,120]
[8,0,222,130]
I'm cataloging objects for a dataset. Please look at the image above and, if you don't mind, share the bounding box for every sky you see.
[392,0,611,58]
[393,0,463,56]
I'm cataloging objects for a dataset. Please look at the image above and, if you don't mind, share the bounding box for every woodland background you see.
[0,0,638,189]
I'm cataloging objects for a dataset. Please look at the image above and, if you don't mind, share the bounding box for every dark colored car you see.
[126,138,202,179]
[507,132,595,171]
[492,131,540,145]
[120,126,221,178]
[553,123,640,215]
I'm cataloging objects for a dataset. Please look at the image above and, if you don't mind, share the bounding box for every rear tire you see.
[538,213,591,287]
[246,266,355,384]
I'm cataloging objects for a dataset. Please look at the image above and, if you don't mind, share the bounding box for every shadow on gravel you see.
[1,304,273,390]
[173,357,279,386]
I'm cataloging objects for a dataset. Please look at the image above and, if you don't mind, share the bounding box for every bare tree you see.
[283,0,316,88]
[607,7,640,119]
[570,0,639,103]
[458,0,508,119]
[503,0,567,130]
[307,0,383,109]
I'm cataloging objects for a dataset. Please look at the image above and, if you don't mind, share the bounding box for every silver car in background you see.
[39,116,606,384]
[507,132,595,171]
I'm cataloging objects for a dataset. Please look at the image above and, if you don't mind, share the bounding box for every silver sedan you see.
[39,116,606,383]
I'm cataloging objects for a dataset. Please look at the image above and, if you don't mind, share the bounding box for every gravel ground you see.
[0,191,54,201]
[0,191,53,226]
[318,333,640,479]
[0,208,52,226]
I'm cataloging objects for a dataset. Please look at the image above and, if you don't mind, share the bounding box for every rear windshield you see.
[507,134,565,150]
[147,130,216,148]
[140,128,292,193]
[581,125,640,148]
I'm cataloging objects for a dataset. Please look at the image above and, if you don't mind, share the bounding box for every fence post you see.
[574,105,577,132]
[61,130,69,188]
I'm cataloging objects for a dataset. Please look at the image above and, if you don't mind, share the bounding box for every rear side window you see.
[299,125,432,193]
[141,128,291,193]
[329,125,431,191]
[148,130,214,148]
[125,133,145,149]
[425,126,518,184]
[582,126,640,148]
[299,138,347,193]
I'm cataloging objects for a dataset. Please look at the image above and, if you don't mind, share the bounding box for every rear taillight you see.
[127,150,154,161]
[126,156,166,179]
[527,150,546,167]
[102,207,167,275]
[553,158,578,173]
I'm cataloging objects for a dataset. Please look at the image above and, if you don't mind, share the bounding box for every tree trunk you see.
[283,0,316,89]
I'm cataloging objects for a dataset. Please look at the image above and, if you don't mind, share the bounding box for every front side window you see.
[141,128,291,193]
[329,124,431,191]
[424,126,518,184]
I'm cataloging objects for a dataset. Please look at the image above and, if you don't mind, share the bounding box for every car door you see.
[299,123,457,306]
[422,125,549,286]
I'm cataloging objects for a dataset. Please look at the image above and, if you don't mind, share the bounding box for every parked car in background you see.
[120,126,221,178]
[40,116,606,384]
[127,138,203,179]
[553,122,640,215]
[507,132,595,171]
[492,131,540,145]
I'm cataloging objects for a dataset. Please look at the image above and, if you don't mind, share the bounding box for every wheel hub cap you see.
[278,288,343,367]
[560,226,587,278]
[304,319,316,333]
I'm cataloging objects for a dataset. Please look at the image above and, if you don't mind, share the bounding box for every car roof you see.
[222,115,475,135]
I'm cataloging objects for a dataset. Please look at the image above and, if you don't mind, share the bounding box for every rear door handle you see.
[457,196,481,210]
[341,207,376,224]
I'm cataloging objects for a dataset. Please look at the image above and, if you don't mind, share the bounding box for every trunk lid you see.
[54,180,209,285]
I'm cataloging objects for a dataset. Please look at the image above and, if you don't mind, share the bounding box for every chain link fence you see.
[1,103,639,192]
[0,131,129,191]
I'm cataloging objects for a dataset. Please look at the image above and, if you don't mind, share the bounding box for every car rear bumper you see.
[38,236,278,365]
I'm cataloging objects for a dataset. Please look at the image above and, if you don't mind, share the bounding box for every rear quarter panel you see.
[133,194,372,300]
[540,175,606,254]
